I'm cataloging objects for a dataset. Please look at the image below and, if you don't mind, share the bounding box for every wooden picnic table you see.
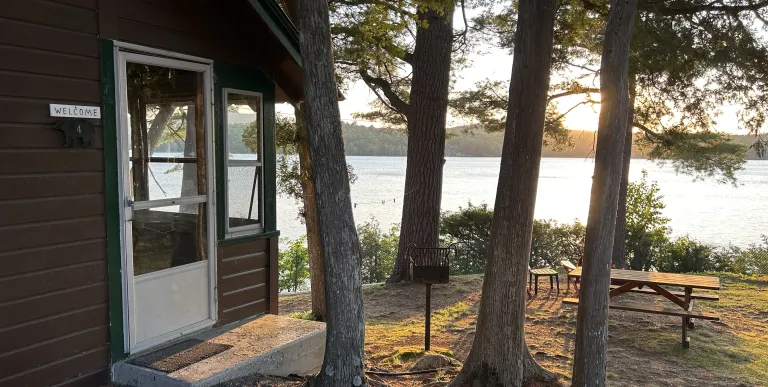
[563,268,721,348]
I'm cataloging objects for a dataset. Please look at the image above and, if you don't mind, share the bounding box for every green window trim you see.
[214,62,278,242]
[217,230,281,246]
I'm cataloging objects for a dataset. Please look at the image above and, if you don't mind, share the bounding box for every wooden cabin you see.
[0,1,303,385]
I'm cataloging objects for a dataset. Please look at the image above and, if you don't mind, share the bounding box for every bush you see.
[623,170,671,270]
[530,220,585,269]
[278,236,310,292]
[358,218,399,283]
[656,236,716,273]
[439,203,586,273]
[731,237,768,275]
[654,235,768,275]
[440,203,492,274]
[711,237,768,275]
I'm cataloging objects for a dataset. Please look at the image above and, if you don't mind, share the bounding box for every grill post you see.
[425,283,432,351]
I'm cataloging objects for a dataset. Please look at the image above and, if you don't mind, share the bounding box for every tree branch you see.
[453,0,470,49]
[549,101,590,124]
[328,0,415,17]
[548,88,600,102]
[566,61,599,73]
[640,0,768,16]
[401,51,415,66]
[754,8,768,23]
[633,122,665,142]
[359,69,411,118]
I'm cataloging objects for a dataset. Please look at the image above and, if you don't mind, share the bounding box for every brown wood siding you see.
[110,0,302,100]
[115,0,272,68]
[0,1,109,386]
[217,238,277,325]
[0,1,293,385]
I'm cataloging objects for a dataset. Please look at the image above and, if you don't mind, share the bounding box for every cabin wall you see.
[217,237,279,325]
[0,1,284,386]
[0,1,110,386]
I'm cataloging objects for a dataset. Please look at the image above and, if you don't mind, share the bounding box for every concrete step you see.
[113,314,326,387]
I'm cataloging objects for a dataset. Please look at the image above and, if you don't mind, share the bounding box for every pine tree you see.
[449,0,558,385]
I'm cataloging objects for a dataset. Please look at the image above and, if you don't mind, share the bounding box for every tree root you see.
[446,347,558,387]
[523,345,559,383]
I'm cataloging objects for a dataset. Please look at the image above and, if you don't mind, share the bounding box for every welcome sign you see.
[50,104,101,119]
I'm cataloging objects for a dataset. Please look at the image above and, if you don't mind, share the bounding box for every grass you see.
[280,273,768,386]
[285,310,317,321]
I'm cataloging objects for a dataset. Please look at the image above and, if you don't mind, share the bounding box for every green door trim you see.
[102,51,281,363]
[101,39,127,363]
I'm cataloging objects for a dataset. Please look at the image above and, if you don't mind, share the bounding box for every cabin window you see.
[223,89,263,236]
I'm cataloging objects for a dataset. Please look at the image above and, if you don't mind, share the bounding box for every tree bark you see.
[129,100,149,201]
[295,103,327,321]
[388,5,454,283]
[147,104,173,152]
[449,1,557,386]
[296,1,366,386]
[611,75,636,270]
[572,0,637,385]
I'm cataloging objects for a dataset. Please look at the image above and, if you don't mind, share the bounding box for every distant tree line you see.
[341,123,765,159]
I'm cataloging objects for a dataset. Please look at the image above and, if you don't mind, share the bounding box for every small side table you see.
[529,268,559,295]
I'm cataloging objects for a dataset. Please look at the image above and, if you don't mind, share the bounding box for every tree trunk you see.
[295,102,327,321]
[147,104,173,153]
[129,100,150,201]
[180,106,199,214]
[572,0,637,385]
[388,5,454,283]
[296,1,365,386]
[612,75,637,270]
[450,1,557,385]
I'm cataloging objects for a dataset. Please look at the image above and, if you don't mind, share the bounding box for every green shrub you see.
[530,219,585,269]
[721,237,768,275]
[358,218,399,283]
[286,310,318,321]
[623,170,671,270]
[439,203,586,273]
[440,203,493,274]
[656,236,716,273]
[278,236,310,292]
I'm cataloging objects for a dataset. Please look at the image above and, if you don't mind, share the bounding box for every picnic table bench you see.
[563,268,721,348]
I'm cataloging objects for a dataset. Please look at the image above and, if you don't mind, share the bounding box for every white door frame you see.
[114,45,218,354]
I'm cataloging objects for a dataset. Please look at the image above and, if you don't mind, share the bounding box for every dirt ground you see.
[279,273,768,387]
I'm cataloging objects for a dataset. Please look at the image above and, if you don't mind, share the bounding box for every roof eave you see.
[247,0,302,67]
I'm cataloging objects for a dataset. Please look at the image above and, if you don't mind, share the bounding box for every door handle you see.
[126,197,135,221]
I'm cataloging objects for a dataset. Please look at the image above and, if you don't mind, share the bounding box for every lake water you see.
[277,157,768,247]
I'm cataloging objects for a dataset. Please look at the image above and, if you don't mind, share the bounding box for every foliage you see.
[278,236,310,292]
[449,80,575,151]
[639,131,748,185]
[654,235,768,276]
[530,219,585,270]
[440,202,493,274]
[656,236,716,274]
[275,115,304,202]
[286,310,319,321]
[711,237,768,276]
[460,0,768,184]
[439,203,586,273]
[729,237,768,276]
[274,114,356,218]
[330,0,471,127]
[624,170,671,270]
[358,218,399,283]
